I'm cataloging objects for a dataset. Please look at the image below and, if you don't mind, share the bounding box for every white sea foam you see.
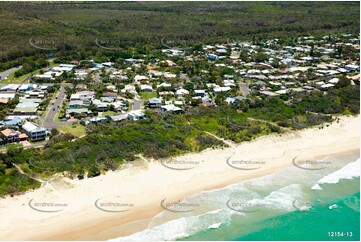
[208,222,222,229]
[329,204,338,210]
[316,159,360,185]
[311,184,323,190]
[110,209,232,241]
[256,183,303,211]
[110,184,303,241]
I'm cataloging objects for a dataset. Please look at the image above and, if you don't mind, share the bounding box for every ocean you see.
[111,154,360,241]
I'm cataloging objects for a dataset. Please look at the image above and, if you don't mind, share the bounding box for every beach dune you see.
[0,115,359,240]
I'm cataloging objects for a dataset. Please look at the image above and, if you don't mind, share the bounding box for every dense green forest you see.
[1,84,359,196]
[0,1,359,72]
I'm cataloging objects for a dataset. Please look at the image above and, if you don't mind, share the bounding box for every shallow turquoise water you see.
[112,155,360,241]
[181,179,360,241]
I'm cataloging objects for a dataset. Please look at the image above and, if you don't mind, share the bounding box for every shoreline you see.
[0,115,359,241]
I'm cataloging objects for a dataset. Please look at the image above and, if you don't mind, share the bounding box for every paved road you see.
[239,83,251,96]
[132,100,144,110]
[0,66,22,81]
[42,84,70,129]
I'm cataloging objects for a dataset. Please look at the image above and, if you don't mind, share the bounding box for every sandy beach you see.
[0,115,359,241]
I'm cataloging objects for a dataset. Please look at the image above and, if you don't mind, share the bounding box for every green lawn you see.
[140,92,157,100]
[101,111,117,116]
[57,123,86,137]
[2,72,31,84]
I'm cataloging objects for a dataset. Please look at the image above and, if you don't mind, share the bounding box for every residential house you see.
[0,93,16,100]
[198,102,215,107]
[92,99,108,112]
[160,104,183,114]
[157,83,172,89]
[121,85,137,95]
[207,53,218,60]
[112,101,127,111]
[0,84,19,92]
[1,129,21,143]
[134,75,149,83]
[22,122,46,141]
[140,84,153,92]
[18,84,37,93]
[345,64,360,72]
[194,90,206,97]
[148,98,162,108]
[86,117,108,125]
[108,114,128,122]
[128,110,145,121]
[74,69,88,80]
[101,96,116,103]
[68,100,85,109]
[24,90,45,99]
[164,72,177,79]
[213,86,231,93]
[0,117,24,127]
[320,83,334,91]
[175,88,189,97]
[66,108,90,118]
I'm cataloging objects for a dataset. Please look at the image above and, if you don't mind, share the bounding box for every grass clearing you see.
[140,92,157,100]
[57,123,86,137]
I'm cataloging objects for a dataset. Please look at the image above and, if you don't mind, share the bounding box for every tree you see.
[310,44,315,57]
[50,128,60,137]
[336,75,351,88]
[88,165,100,178]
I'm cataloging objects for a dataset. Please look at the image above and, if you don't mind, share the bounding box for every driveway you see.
[132,100,144,110]
[42,84,69,129]
[239,83,251,96]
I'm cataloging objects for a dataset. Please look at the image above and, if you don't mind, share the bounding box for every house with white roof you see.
[0,93,16,100]
[0,84,20,92]
[22,122,46,141]
[160,104,183,114]
[213,86,231,93]
[134,75,149,82]
[194,90,206,97]
[164,72,177,79]
[128,110,145,121]
[345,64,360,72]
[140,84,153,92]
[175,88,189,97]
